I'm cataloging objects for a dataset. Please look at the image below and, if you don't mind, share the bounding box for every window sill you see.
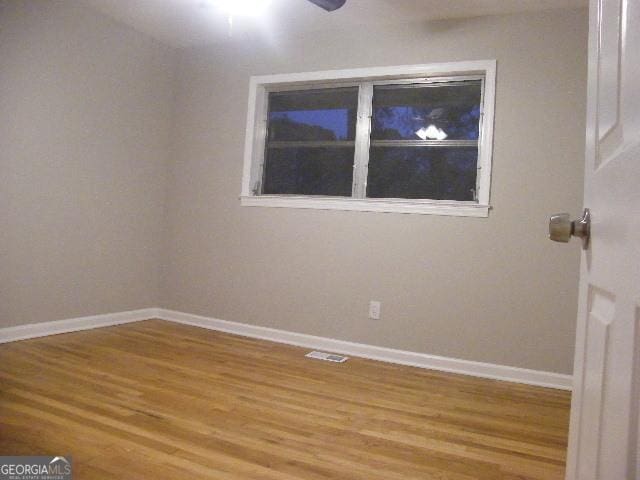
[240,195,490,217]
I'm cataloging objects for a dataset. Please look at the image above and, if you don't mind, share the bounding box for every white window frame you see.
[240,60,496,217]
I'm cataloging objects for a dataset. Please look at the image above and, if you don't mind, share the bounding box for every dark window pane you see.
[263,147,354,196]
[268,88,359,141]
[371,82,482,141]
[367,147,478,201]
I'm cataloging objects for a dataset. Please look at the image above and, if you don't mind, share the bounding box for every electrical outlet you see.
[369,301,381,320]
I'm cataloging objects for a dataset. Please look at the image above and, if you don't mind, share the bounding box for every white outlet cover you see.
[369,301,381,320]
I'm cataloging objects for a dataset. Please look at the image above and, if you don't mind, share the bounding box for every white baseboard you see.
[0,307,572,390]
[0,308,160,344]
[156,309,573,391]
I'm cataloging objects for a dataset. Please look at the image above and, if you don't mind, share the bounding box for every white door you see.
[562,0,640,478]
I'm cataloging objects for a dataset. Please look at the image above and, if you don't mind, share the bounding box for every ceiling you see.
[76,0,587,48]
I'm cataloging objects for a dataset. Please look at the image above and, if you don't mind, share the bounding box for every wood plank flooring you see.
[0,320,571,479]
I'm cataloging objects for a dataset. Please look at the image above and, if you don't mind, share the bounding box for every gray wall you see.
[0,1,176,326]
[164,9,588,374]
[0,2,588,375]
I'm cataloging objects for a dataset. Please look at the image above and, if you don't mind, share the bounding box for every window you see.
[241,61,496,217]
[263,87,358,197]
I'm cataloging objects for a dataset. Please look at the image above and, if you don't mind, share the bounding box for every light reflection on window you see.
[415,125,448,141]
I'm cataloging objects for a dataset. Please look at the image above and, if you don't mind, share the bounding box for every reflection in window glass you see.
[263,147,355,196]
[367,147,478,201]
[371,82,482,141]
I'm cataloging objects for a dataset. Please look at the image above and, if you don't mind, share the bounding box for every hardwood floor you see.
[0,320,571,479]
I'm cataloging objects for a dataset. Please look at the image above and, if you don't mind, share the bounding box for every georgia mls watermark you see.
[0,457,72,480]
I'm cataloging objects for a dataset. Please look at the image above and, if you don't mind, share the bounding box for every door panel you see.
[576,288,613,479]
[596,0,621,151]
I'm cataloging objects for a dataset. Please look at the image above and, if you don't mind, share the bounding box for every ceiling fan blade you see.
[306,0,347,12]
